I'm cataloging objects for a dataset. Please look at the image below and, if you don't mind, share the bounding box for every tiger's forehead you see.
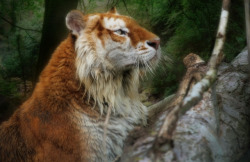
[103,17,126,30]
[85,12,158,47]
[87,13,135,30]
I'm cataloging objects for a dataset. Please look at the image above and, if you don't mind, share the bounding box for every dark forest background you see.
[0,0,246,122]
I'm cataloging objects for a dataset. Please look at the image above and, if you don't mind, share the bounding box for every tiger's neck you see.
[85,69,141,114]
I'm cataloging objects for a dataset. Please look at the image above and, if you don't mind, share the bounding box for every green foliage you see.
[0,0,43,81]
[148,0,245,96]
[0,0,43,121]
[151,62,182,96]
[0,78,19,97]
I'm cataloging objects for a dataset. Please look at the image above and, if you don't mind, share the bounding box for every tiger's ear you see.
[66,10,85,36]
[108,7,119,14]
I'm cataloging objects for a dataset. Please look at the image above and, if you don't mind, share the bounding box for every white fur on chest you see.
[77,100,147,162]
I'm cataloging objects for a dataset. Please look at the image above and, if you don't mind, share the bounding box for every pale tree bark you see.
[120,0,250,161]
[244,0,250,70]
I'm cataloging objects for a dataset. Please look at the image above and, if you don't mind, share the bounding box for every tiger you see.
[0,8,161,162]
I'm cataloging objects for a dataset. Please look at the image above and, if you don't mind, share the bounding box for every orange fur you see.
[0,36,95,161]
[0,9,160,162]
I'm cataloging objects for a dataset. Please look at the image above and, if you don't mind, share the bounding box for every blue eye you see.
[114,29,127,35]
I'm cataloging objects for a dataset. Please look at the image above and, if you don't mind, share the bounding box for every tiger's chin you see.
[137,50,160,70]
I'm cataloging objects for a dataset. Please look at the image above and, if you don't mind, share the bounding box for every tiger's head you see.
[66,8,161,115]
[66,8,160,75]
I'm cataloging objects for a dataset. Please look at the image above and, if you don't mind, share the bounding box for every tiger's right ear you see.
[66,10,85,36]
[108,7,119,14]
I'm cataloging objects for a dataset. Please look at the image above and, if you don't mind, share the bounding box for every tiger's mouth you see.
[137,49,160,69]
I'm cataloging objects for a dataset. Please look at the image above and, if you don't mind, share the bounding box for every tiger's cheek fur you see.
[89,24,134,70]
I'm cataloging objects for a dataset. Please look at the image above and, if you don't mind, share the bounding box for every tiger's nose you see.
[147,38,160,50]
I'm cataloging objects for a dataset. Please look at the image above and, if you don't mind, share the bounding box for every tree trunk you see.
[36,0,78,81]
[16,34,27,95]
[121,49,250,162]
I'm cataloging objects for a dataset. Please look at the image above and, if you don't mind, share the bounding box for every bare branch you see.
[244,0,250,70]
[148,94,175,119]
[121,0,130,15]
[156,54,207,141]
[79,0,87,12]
[0,13,41,33]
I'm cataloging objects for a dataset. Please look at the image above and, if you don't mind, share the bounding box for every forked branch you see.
[157,0,230,143]
[0,13,41,33]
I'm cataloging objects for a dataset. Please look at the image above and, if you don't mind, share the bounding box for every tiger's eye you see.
[115,29,127,35]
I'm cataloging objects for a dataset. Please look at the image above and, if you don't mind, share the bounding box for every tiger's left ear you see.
[66,10,85,36]
[108,7,119,14]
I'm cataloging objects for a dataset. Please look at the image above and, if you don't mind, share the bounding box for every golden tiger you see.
[0,8,160,162]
